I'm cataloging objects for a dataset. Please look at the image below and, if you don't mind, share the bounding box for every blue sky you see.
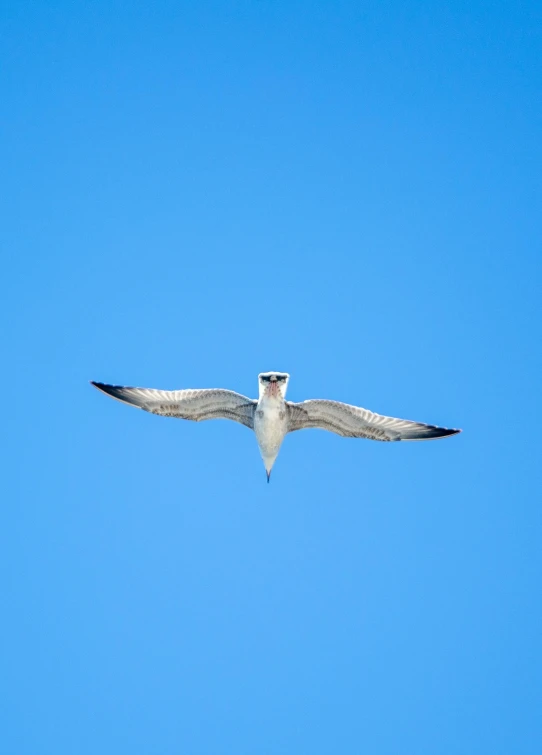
[2,1,541,753]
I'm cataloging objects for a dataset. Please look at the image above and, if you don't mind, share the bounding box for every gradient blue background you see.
[2,2,541,753]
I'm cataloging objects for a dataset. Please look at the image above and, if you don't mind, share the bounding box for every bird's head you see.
[258,371,290,400]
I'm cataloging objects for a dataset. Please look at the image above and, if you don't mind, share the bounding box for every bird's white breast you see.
[254,396,288,455]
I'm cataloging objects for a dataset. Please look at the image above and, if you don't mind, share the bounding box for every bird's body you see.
[91,371,461,480]
[253,374,289,480]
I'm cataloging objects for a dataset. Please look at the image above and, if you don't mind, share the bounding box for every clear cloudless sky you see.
[1,1,541,753]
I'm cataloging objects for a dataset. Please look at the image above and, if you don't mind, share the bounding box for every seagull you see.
[91,371,461,481]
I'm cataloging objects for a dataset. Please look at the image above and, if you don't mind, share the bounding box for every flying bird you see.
[91,372,461,481]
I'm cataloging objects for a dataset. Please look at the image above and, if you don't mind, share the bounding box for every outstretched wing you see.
[287,399,461,441]
[91,382,256,429]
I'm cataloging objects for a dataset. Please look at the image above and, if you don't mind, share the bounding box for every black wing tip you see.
[90,381,123,390]
[90,381,127,401]
[90,380,112,392]
[90,380,118,389]
[430,426,462,439]
[399,426,462,441]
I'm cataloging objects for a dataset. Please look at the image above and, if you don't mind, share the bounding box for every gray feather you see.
[91,382,257,429]
[287,399,461,441]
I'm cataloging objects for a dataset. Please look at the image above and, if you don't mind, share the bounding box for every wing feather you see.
[91,382,256,429]
[287,399,461,441]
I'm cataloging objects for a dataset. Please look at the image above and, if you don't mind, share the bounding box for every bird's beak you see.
[268,382,279,398]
